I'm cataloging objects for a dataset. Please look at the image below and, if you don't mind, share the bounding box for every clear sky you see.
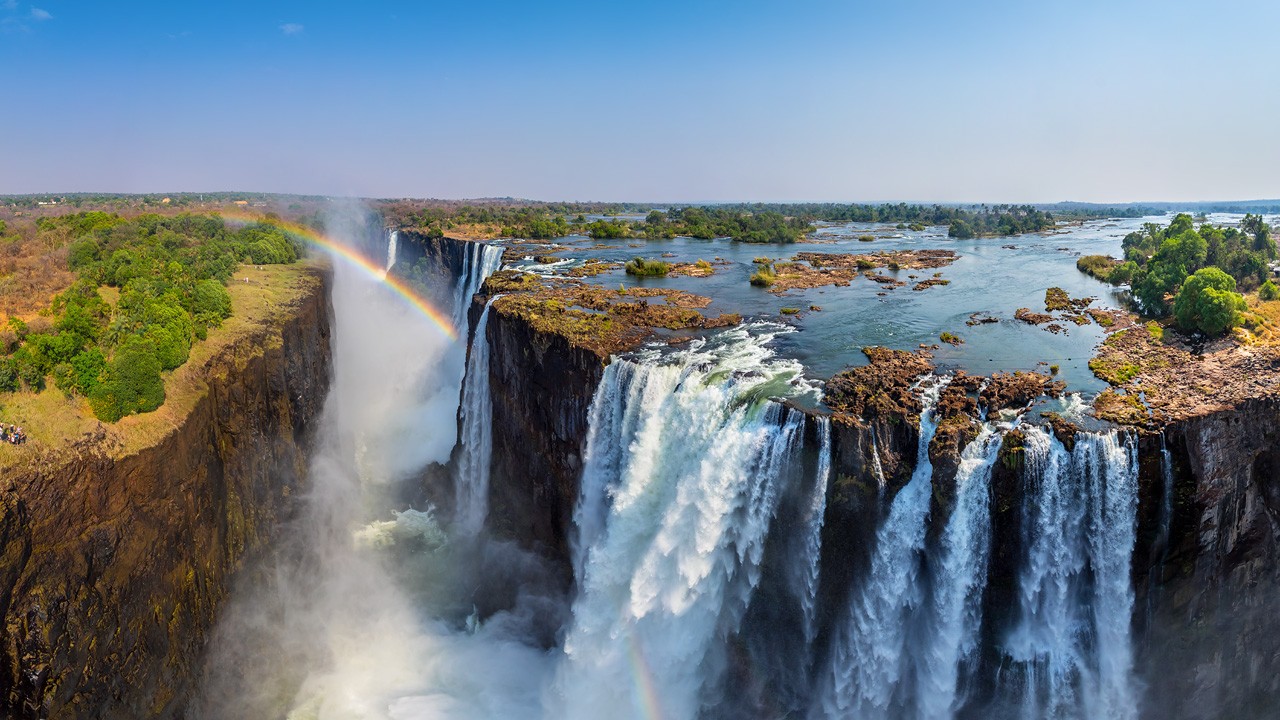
[2,0,1277,203]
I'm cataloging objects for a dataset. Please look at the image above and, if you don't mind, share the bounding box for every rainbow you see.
[218,210,459,341]
[628,636,666,720]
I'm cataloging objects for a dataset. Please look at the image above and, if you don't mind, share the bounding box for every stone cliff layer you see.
[0,267,331,720]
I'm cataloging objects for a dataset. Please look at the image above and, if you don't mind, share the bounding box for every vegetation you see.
[383,200,1073,243]
[1,212,302,421]
[1172,267,1247,336]
[939,332,962,345]
[624,257,671,277]
[750,264,777,287]
[1261,279,1280,301]
[1076,214,1274,336]
[780,307,800,315]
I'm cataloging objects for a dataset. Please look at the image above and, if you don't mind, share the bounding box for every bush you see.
[90,338,165,422]
[1173,267,1246,336]
[0,357,17,392]
[1260,279,1280,301]
[624,257,671,277]
[750,264,777,287]
[192,279,233,322]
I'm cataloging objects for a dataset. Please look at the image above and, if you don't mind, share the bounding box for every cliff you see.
[481,294,604,579]
[1136,396,1280,720]
[0,264,332,719]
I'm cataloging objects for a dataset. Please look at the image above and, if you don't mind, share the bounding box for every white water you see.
[1002,428,1139,720]
[386,229,399,272]
[197,218,1148,720]
[454,295,501,536]
[452,242,504,331]
[818,377,948,720]
[797,416,833,647]
[916,424,1003,718]
[552,324,814,720]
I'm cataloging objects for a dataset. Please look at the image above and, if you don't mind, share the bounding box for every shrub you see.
[750,264,777,287]
[0,356,17,392]
[858,235,876,242]
[624,257,671,277]
[780,307,800,315]
[940,332,962,345]
[192,279,233,321]
[1260,279,1280,301]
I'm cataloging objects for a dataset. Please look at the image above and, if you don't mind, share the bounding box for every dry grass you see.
[0,259,325,472]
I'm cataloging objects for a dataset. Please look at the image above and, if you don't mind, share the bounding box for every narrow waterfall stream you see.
[453,295,501,535]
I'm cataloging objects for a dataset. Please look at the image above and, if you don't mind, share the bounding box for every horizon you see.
[3,1,1278,201]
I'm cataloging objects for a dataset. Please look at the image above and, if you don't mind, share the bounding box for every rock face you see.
[0,269,331,720]
[1138,396,1280,720]
[482,294,605,582]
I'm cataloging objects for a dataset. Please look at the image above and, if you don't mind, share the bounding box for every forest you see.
[0,212,302,421]
[1078,213,1275,334]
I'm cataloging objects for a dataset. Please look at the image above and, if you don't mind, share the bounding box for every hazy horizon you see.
[3,0,1277,202]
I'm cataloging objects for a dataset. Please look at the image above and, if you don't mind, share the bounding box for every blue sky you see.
[1,0,1277,202]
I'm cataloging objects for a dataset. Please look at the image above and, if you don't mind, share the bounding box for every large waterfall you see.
[196,226,1145,720]
[998,428,1139,720]
[551,324,815,720]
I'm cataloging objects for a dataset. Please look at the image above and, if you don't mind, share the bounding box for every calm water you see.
[505,215,1185,396]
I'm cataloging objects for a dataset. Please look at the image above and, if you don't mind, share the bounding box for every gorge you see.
[2,212,1279,720]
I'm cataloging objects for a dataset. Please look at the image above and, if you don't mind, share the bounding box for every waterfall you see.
[818,377,948,720]
[916,424,1003,718]
[452,242,504,331]
[553,325,813,720]
[1158,435,1174,553]
[454,295,500,535]
[797,416,833,647]
[1000,428,1139,720]
[870,431,888,496]
[385,229,399,272]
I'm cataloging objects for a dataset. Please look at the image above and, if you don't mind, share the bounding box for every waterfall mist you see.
[191,203,555,720]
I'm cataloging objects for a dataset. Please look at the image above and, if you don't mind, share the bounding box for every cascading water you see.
[386,229,399,272]
[551,324,815,720]
[818,377,949,720]
[999,428,1139,720]
[454,295,500,535]
[797,416,833,647]
[197,217,1150,720]
[452,242,504,331]
[915,424,1003,718]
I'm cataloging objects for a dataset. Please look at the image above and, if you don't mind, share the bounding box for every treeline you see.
[1077,213,1275,335]
[395,202,1062,243]
[706,203,1057,237]
[0,212,303,420]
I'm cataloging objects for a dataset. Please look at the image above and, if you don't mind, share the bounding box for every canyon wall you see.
[0,267,331,720]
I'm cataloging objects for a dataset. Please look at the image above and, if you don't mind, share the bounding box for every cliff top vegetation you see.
[0,210,324,469]
[0,259,324,472]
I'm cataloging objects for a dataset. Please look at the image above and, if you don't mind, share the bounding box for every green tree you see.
[89,338,165,421]
[1173,267,1246,335]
